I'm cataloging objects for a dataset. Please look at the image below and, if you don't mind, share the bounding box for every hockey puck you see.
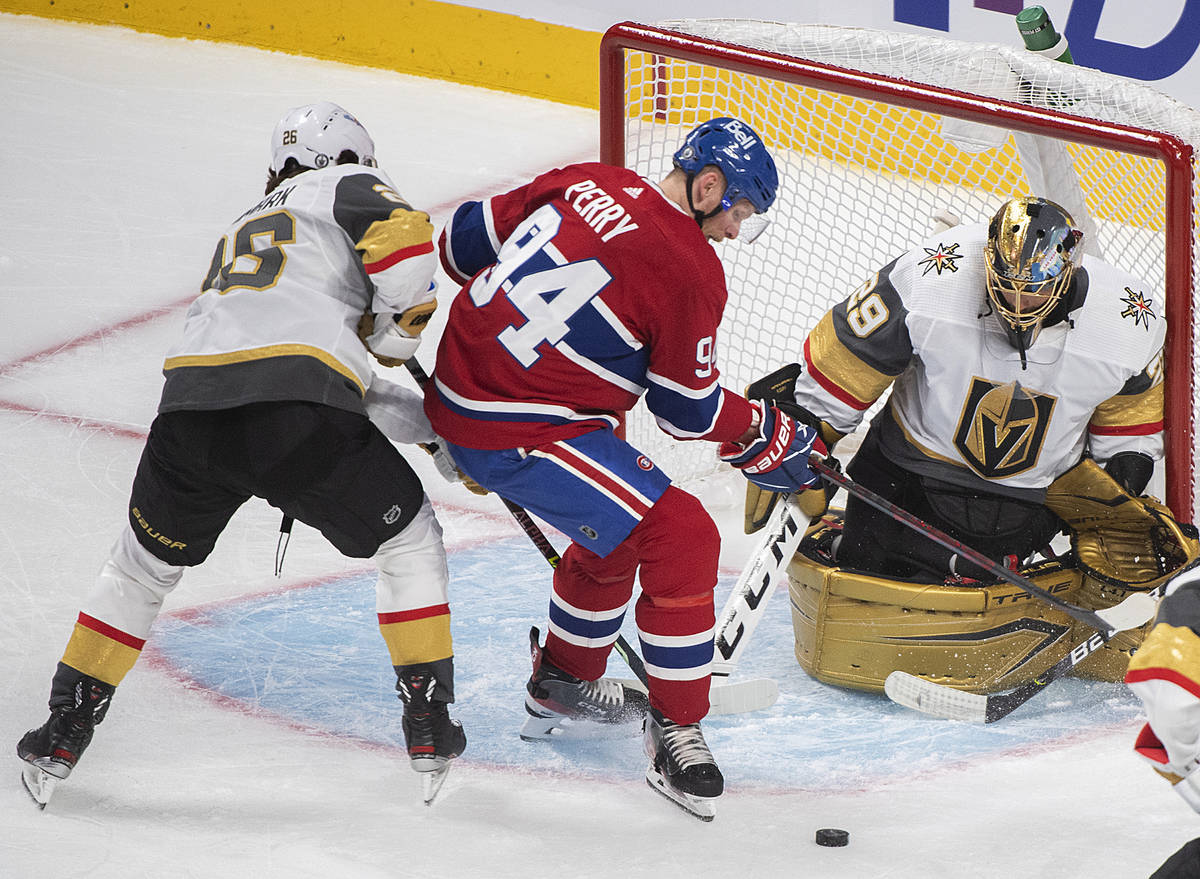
[815,828,849,847]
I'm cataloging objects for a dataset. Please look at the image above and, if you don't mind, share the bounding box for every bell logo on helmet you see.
[672,116,779,215]
[723,119,758,149]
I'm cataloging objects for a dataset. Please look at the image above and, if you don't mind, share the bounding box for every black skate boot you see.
[644,707,723,821]
[17,664,115,808]
[520,626,649,741]
[395,660,465,806]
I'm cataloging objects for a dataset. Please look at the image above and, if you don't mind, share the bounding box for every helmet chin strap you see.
[685,173,722,226]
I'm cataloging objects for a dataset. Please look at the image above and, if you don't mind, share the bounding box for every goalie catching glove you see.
[719,401,826,494]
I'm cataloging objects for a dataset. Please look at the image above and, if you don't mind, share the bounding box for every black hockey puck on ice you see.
[815,828,849,847]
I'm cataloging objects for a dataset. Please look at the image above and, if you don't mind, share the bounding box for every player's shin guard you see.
[374,498,453,668]
[632,486,720,724]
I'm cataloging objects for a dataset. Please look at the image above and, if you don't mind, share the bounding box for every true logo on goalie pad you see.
[953,378,1055,478]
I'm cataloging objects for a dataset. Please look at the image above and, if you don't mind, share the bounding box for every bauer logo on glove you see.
[719,401,827,494]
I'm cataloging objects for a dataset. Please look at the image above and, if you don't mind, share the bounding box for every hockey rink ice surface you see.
[2,14,1199,878]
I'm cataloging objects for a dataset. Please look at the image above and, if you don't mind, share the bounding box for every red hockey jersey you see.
[426,162,754,450]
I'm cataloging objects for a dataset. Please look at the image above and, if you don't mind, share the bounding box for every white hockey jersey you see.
[794,221,1165,500]
[159,163,436,414]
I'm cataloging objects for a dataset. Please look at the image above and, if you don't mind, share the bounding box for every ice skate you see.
[396,666,466,806]
[520,627,650,741]
[643,708,723,822]
[16,673,115,809]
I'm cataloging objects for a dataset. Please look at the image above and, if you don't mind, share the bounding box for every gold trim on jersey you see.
[379,615,453,666]
[890,407,963,466]
[357,209,435,268]
[163,344,365,394]
[807,311,894,407]
[1127,622,1200,682]
[1090,381,1164,430]
[60,622,141,687]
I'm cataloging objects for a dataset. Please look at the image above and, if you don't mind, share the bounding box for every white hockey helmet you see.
[269,102,377,173]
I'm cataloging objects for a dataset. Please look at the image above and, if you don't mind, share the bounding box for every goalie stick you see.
[885,561,1192,722]
[809,459,1159,637]
[402,358,776,715]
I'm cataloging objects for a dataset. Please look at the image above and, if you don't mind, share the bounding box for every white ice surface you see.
[2,14,1199,879]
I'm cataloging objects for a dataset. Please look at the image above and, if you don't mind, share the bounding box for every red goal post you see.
[599,20,1199,523]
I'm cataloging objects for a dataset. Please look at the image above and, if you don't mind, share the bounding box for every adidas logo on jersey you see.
[622,186,643,199]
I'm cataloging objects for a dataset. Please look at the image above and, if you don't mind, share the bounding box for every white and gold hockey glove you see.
[420,440,489,496]
[357,299,438,368]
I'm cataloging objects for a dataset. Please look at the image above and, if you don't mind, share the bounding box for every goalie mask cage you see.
[599,20,1200,523]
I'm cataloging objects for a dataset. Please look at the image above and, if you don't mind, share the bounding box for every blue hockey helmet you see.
[672,117,779,215]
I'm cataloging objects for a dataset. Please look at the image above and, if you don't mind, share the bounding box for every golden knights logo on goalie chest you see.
[953,378,1056,478]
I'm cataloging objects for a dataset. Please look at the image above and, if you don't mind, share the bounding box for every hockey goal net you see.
[600,19,1200,523]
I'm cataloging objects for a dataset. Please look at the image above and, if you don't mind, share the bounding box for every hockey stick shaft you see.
[497,495,650,686]
[810,459,1146,636]
[888,574,1178,722]
[712,493,808,678]
[402,358,648,687]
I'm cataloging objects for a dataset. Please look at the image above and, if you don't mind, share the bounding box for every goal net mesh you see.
[603,20,1200,520]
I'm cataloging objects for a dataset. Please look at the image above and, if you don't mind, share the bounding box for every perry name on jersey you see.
[426,162,755,450]
[159,163,436,415]
[795,222,1165,498]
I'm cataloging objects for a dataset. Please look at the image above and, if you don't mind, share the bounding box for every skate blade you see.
[419,762,452,807]
[519,712,641,742]
[645,768,717,822]
[21,763,58,809]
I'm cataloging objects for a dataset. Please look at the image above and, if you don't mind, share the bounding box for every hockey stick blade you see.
[708,678,779,715]
[884,671,989,723]
[1094,590,1159,633]
[885,627,1116,723]
[612,676,779,716]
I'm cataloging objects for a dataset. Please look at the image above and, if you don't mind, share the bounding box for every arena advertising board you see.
[457,0,1200,108]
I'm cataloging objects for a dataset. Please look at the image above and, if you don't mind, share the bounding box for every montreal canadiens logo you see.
[637,455,654,471]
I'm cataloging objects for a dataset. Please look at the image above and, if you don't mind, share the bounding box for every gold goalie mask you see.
[985,197,1083,356]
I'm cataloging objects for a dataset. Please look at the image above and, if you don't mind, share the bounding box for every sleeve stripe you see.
[804,336,872,411]
[1088,420,1163,436]
[1125,665,1200,700]
[364,239,435,274]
